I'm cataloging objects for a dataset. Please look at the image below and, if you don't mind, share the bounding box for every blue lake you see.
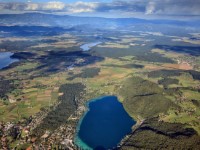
[75,96,135,150]
[0,52,18,70]
[80,42,101,51]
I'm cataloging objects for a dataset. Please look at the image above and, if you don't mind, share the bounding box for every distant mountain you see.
[0,13,199,29]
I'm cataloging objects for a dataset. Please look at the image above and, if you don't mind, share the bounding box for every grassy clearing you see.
[15,62,38,72]
[182,90,200,100]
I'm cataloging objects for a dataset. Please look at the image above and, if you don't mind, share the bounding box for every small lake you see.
[0,52,18,70]
[80,42,101,51]
[75,96,135,150]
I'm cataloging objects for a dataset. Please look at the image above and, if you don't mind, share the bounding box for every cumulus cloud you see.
[0,1,98,13]
[144,0,200,16]
[145,1,155,15]
[0,0,200,18]
[25,3,39,10]
[98,0,200,16]
[66,1,98,13]
[42,1,65,10]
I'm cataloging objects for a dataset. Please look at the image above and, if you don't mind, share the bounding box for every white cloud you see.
[24,1,98,13]
[0,0,200,18]
[42,1,65,10]
[67,1,98,13]
[25,3,39,10]
[145,1,155,15]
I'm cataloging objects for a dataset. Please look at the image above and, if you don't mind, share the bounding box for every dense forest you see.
[67,68,100,80]
[102,64,144,69]
[148,69,200,81]
[0,79,16,100]
[155,45,200,56]
[119,77,175,118]
[120,117,200,149]
[158,78,179,88]
[93,46,174,63]
[32,83,85,137]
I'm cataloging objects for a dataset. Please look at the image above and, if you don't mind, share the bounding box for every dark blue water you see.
[75,96,135,149]
[0,52,18,70]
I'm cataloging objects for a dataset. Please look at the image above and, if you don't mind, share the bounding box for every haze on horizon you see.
[0,0,200,20]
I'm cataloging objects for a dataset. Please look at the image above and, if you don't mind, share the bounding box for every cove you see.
[0,52,18,70]
[75,96,136,150]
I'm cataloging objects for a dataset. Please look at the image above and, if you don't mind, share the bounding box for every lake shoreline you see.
[74,96,136,149]
[0,52,19,70]
[74,96,107,150]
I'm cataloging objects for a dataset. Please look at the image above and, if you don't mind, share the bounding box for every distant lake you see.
[0,52,18,70]
[80,42,101,51]
[75,96,135,150]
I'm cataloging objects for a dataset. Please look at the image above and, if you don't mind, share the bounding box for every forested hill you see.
[0,13,199,28]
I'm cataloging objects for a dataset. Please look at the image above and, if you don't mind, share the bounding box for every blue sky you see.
[0,0,199,20]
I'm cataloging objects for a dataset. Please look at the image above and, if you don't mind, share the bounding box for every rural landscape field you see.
[0,0,200,149]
